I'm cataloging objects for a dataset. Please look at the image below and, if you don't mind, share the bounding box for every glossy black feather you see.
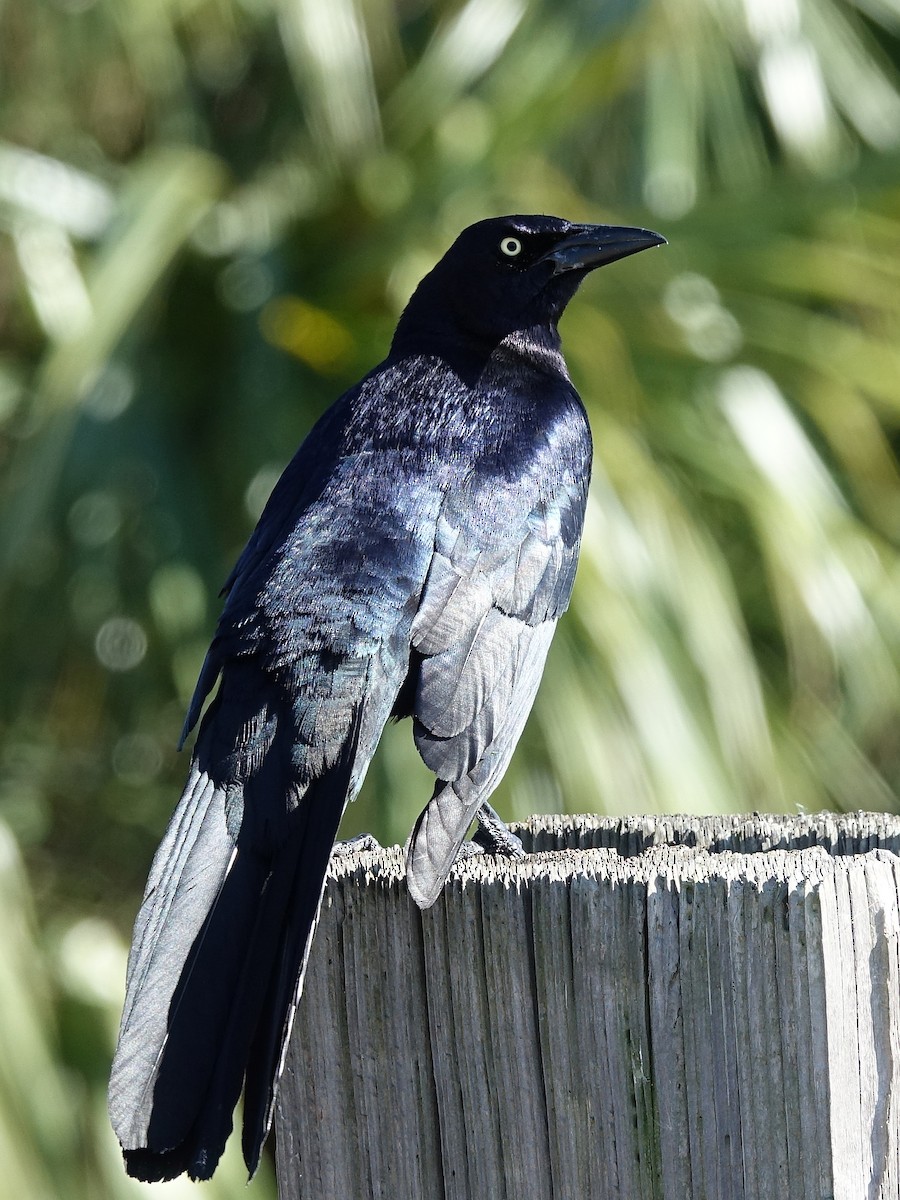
[109,213,664,1181]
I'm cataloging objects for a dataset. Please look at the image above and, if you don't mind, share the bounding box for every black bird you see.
[108,213,665,1182]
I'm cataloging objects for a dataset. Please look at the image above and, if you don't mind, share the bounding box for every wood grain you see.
[275,813,900,1199]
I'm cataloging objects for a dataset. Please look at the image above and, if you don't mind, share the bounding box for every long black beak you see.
[540,224,667,273]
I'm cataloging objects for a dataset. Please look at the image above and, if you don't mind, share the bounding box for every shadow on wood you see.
[274,813,900,1199]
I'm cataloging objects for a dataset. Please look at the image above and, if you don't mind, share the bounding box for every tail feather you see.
[240,746,353,1173]
[109,764,235,1152]
[124,839,272,1179]
[111,701,364,1182]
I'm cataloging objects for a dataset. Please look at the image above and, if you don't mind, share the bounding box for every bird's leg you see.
[331,833,382,858]
[471,802,526,859]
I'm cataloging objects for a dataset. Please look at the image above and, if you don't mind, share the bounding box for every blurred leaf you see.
[38,147,225,412]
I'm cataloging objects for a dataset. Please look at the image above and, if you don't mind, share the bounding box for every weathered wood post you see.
[275,813,900,1200]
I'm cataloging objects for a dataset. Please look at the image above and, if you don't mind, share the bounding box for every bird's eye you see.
[499,236,523,257]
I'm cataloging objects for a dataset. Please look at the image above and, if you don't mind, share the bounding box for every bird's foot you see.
[331,833,382,858]
[471,802,526,860]
[454,840,485,861]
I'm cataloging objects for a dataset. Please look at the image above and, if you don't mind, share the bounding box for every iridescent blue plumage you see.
[108,214,665,1182]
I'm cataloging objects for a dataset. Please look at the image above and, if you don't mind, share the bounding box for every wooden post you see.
[274,813,900,1200]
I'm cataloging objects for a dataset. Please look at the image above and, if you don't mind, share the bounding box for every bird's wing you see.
[407,442,589,907]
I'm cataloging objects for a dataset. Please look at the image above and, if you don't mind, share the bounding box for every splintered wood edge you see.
[327,814,900,896]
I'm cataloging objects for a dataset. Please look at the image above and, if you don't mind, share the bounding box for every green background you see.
[3,0,900,1193]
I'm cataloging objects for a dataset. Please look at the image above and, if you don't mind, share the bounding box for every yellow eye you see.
[499,236,522,257]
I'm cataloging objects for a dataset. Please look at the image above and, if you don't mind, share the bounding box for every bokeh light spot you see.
[260,296,354,372]
[217,256,274,312]
[149,563,207,639]
[68,491,122,548]
[56,919,127,1006]
[664,273,742,362]
[436,99,493,164]
[356,153,413,215]
[95,617,148,672]
[643,164,697,220]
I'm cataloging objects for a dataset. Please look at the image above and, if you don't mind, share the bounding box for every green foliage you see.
[2,0,900,1193]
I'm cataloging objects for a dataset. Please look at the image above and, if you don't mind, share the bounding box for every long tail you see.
[108,699,362,1181]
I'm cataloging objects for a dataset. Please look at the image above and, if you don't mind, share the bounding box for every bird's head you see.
[391,214,665,375]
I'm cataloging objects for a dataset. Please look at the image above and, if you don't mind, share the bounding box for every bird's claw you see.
[331,833,382,858]
[471,802,526,860]
[454,841,485,861]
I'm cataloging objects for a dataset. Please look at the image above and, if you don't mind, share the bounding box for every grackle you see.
[108,214,665,1181]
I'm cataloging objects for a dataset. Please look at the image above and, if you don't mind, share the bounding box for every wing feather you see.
[405,450,588,906]
[406,620,557,907]
[415,607,517,740]
[410,556,492,655]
